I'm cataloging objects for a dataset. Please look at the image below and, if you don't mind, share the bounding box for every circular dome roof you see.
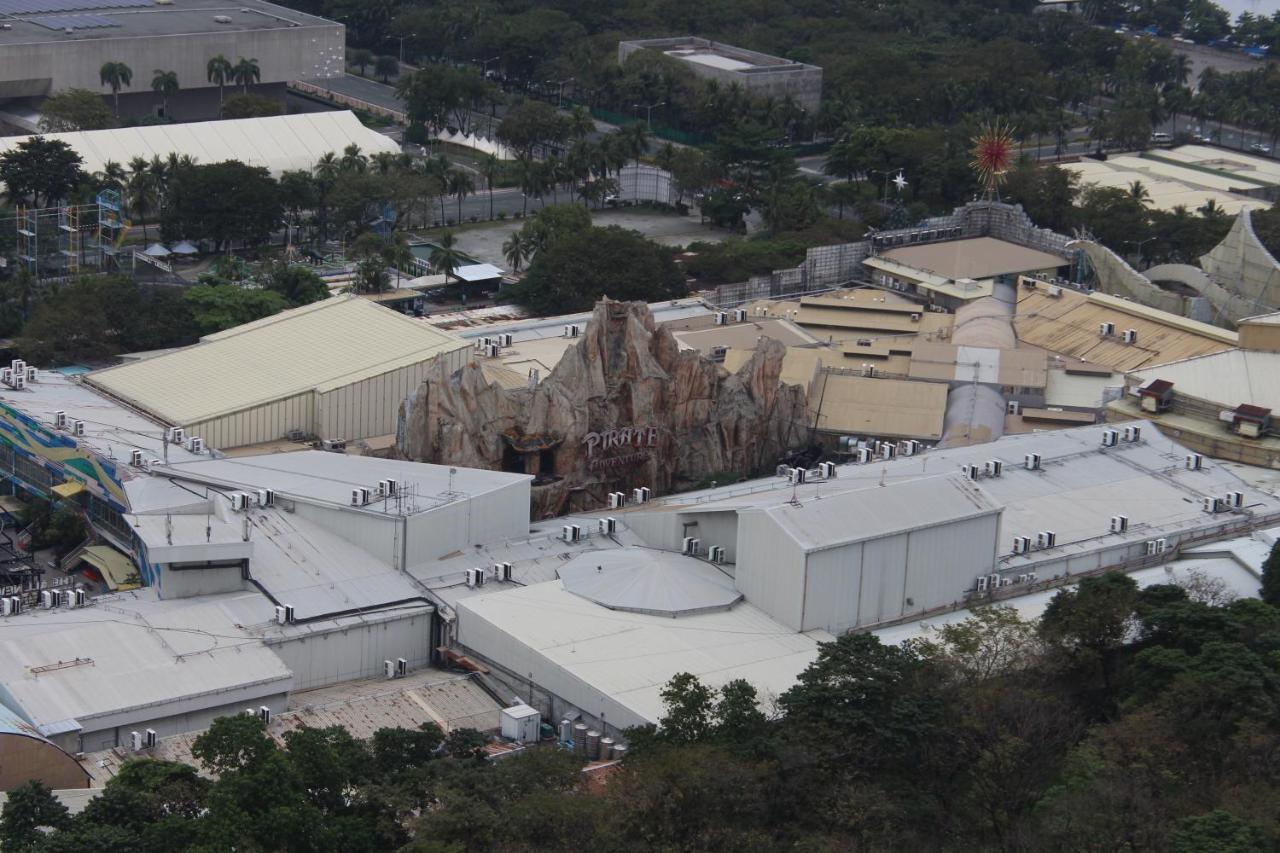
[558,548,741,617]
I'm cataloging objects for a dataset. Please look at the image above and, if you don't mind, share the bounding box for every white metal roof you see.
[457,580,826,727]
[85,295,470,427]
[1131,349,1280,411]
[0,589,291,730]
[558,548,741,616]
[0,112,398,177]
[751,475,1000,553]
[453,263,505,282]
[158,451,529,515]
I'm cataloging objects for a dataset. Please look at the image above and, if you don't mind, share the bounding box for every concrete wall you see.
[157,563,246,599]
[267,609,434,691]
[733,509,807,629]
[0,25,343,101]
[403,479,531,566]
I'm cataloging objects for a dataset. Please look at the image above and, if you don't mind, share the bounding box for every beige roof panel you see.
[1013,285,1235,372]
[810,372,947,439]
[879,237,1066,281]
[86,295,469,425]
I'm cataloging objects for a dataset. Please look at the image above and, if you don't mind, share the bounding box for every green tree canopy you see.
[0,137,86,207]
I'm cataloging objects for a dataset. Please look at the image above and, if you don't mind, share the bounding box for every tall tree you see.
[150,69,179,118]
[206,55,233,113]
[99,61,133,117]
[1261,540,1280,607]
[0,137,86,207]
[232,57,261,93]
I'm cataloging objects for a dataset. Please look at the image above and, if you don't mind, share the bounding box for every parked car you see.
[1250,143,1273,155]
[1150,132,1173,144]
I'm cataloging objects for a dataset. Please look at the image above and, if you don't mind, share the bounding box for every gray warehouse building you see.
[617,37,822,111]
[0,0,343,122]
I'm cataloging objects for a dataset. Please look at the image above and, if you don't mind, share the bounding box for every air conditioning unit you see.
[465,567,487,587]
[129,449,144,467]
[1110,515,1129,533]
[880,443,896,460]
[1012,536,1031,554]
[1025,452,1042,470]
[910,312,922,321]
[230,492,249,511]
[25,368,36,383]
[258,706,271,724]
[499,333,513,347]
[144,729,157,748]
[855,448,872,464]
[39,590,55,609]
[682,536,700,555]
[599,517,617,534]
[130,731,143,751]
[1202,495,1221,514]
[167,427,185,445]
[275,604,294,624]
[607,491,625,509]
[1101,429,1118,447]
[188,437,204,454]
[1226,490,1244,508]
[985,459,1003,477]
[1145,539,1168,556]
[563,324,580,338]
[321,438,346,452]
[1122,329,1137,344]
[1099,322,1115,337]
[494,561,513,581]
[351,487,371,506]
[1027,573,1038,582]
[1036,531,1057,548]
[384,659,396,679]
[862,364,876,378]
[708,545,725,563]
[1186,453,1204,470]
[256,489,274,507]
[562,524,582,542]
[396,658,407,677]
[818,461,837,478]
[11,374,25,391]
[72,420,85,436]
[1000,577,1014,587]
[901,440,920,456]
[54,411,66,429]
[60,590,74,609]
[1017,574,1029,584]
[1123,425,1141,442]
[961,464,980,480]
[989,573,1001,589]
[789,467,807,484]
[713,311,728,325]
[1047,284,1062,297]
[74,589,85,608]
[732,308,747,322]
[710,345,728,362]
[976,576,989,592]
[484,343,500,357]
[632,487,651,503]
[1007,400,1021,415]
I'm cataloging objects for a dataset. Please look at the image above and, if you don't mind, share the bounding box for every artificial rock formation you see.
[397,299,810,516]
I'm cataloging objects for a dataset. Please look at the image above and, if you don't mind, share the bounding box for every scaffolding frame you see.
[13,196,117,281]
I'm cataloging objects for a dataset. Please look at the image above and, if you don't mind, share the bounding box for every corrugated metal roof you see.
[0,112,399,177]
[1131,349,1280,411]
[1014,286,1236,372]
[86,295,469,426]
[751,475,1000,552]
[810,372,948,439]
[881,237,1066,281]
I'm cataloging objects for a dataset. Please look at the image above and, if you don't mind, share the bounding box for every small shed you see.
[500,703,541,744]
[1139,378,1174,413]
[1232,403,1272,438]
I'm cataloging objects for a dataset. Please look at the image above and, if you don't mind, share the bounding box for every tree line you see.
[5,560,1280,851]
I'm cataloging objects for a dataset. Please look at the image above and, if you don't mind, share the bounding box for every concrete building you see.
[864,236,1069,307]
[86,295,471,451]
[0,0,343,122]
[617,37,822,111]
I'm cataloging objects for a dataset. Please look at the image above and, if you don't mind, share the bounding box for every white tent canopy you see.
[142,243,171,257]
[170,241,199,255]
[0,112,400,178]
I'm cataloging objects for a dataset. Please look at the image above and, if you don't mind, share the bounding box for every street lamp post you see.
[546,77,574,108]
[633,101,665,129]
[397,33,417,65]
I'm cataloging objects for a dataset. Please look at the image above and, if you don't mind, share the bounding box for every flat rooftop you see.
[157,451,530,516]
[621,36,818,73]
[809,371,948,440]
[878,237,1067,281]
[0,0,336,45]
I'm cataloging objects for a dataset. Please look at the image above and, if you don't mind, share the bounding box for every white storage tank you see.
[500,703,542,744]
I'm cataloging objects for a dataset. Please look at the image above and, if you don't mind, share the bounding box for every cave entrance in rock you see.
[501,444,523,474]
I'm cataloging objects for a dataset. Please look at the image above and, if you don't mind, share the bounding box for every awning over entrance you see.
[78,546,140,591]
[51,482,85,500]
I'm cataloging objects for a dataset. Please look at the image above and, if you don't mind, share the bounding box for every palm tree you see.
[429,231,466,298]
[448,169,475,221]
[126,157,156,242]
[96,160,127,192]
[151,70,179,117]
[1128,180,1151,205]
[503,230,528,274]
[206,55,233,113]
[313,152,340,239]
[339,144,367,173]
[480,154,500,220]
[232,57,261,93]
[99,61,133,117]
